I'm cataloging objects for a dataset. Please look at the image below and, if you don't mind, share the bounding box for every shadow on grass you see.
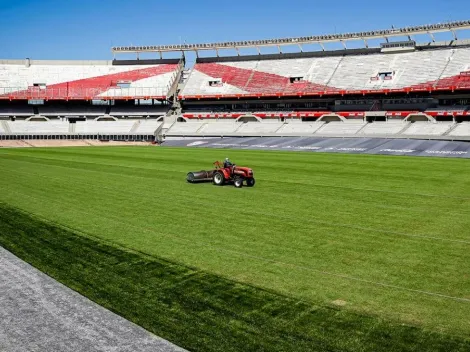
[0,204,468,352]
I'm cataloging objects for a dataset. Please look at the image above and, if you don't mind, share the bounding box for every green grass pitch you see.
[0,146,469,351]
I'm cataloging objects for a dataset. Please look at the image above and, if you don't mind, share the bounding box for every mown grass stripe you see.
[1,204,469,352]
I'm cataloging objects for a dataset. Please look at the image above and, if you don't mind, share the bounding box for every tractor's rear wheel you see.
[246,178,255,187]
[234,177,244,188]
[213,171,225,186]
[186,172,195,183]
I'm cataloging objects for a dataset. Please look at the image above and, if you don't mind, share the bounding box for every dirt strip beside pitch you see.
[0,246,187,352]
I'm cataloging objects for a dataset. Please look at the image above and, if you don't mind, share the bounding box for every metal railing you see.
[0,86,170,100]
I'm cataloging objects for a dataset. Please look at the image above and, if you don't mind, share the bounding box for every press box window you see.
[117,81,131,88]
[91,99,114,105]
[379,72,394,80]
[290,76,304,83]
[208,79,223,87]
[33,83,47,89]
[28,99,44,105]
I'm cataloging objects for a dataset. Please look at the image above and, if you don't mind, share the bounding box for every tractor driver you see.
[224,157,233,168]
[224,157,236,175]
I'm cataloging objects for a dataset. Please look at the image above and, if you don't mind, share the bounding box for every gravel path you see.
[0,246,187,352]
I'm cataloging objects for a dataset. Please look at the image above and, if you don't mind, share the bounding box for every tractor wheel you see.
[246,178,255,187]
[234,177,244,188]
[213,171,225,186]
[186,172,195,183]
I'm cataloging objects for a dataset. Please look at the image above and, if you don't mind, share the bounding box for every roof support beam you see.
[451,29,458,40]
[428,32,436,42]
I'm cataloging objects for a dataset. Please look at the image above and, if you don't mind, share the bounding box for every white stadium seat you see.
[359,121,409,135]
[8,121,69,134]
[448,122,470,137]
[315,121,367,135]
[75,120,136,134]
[402,122,454,136]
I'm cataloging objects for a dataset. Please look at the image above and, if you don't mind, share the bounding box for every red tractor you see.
[187,161,255,188]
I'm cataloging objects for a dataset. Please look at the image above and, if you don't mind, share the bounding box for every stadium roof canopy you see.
[112,20,470,57]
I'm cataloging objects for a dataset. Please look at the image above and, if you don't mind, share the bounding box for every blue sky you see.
[0,0,468,62]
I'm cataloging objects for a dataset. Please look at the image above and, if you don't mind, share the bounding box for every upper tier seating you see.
[0,61,180,100]
[181,47,470,97]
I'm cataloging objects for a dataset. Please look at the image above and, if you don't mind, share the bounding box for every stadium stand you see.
[7,120,69,134]
[402,122,455,136]
[312,121,367,135]
[132,119,163,134]
[166,121,206,135]
[448,122,470,136]
[276,121,325,135]
[236,120,284,134]
[0,60,181,100]
[197,120,241,135]
[180,47,470,98]
[358,121,409,135]
[75,120,138,134]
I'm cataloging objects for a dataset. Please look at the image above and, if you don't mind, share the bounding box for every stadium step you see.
[1,120,11,133]
[355,122,370,134]
[397,122,412,135]
[244,61,259,88]
[324,55,345,87]
[443,123,459,136]
[129,120,141,134]
[434,50,455,88]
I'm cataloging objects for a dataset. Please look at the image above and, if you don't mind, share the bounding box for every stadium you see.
[1,12,470,352]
